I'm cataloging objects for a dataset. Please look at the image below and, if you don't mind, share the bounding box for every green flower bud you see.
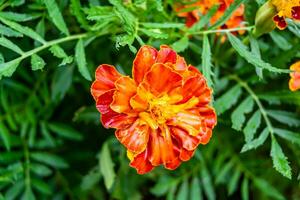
[253,0,277,37]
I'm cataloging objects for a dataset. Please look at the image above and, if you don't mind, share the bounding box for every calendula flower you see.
[91,45,217,174]
[289,61,300,91]
[272,0,300,30]
[176,0,245,31]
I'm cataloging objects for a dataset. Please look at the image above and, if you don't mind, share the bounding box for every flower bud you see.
[253,0,277,37]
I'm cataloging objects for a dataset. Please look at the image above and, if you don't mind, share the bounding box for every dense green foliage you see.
[0,0,300,199]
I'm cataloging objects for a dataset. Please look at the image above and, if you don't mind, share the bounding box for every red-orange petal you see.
[91,64,122,100]
[115,120,149,154]
[111,76,137,113]
[130,150,154,174]
[179,148,194,161]
[273,15,287,30]
[133,45,158,84]
[156,45,177,64]
[144,63,182,95]
[171,127,200,151]
[96,90,136,129]
[289,61,300,91]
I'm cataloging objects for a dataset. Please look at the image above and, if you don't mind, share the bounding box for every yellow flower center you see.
[139,94,199,130]
[272,0,300,18]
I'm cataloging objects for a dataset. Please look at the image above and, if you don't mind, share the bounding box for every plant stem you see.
[190,26,254,35]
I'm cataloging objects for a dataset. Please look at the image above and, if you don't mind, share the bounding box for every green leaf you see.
[0,16,45,44]
[241,178,249,200]
[253,178,285,200]
[216,159,234,184]
[190,5,219,31]
[70,0,89,30]
[51,66,73,102]
[139,28,168,39]
[21,187,35,200]
[0,24,23,37]
[43,0,69,35]
[0,122,10,151]
[30,163,52,177]
[31,54,45,71]
[249,36,263,78]
[0,37,23,55]
[35,19,45,39]
[274,128,300,146]
[80,167,102,191]
[99,142,116,190]
[210,0,246,29]
[227,33,290,73]
[200,166,215,200]
[267,110,300,127]
[5,181,24,200]
[270,136,292,179]
[190,177,202,200]
[31,152,69,169]
[201,34,213,88]
[75,39,91,81]
[48,122,82,140]
[49,45,73,66]
[228,169,241,195]
[150,175,176,196]
[171,36,189,52]
[270,31,292,51]
[243,110,261,142]
[0,12,37,22]
[141,22,185,29]
[176,179,188,200]
[231,97,254,131]
[215,85,242,115]
[241,127,269,152]
[32,178,51,195]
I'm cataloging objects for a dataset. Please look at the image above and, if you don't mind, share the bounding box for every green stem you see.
[23,140,31,190]
[229,75,274,135]
[190,26,254,35]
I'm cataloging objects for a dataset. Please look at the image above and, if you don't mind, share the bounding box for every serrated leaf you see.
[243,110,261,142]
[227,33,290,73]
[270,31,292,51]
[249,36,263,78]
[0,37,23,55]
[48,122,82,141]
[267,110,300,127]
[43,0,69,35]
[241,178,249,200]
[0,24,23,37]
[231,97,254,131]
[191,177,202,200]
[171,36,189,52]
[0,12,37,22]
[31,54,45,71]
[99,142,116,190]
[0,17,45,44]
[210,0,246,29]
[201,34,213,88]
[75,39,91,81]
[274,128,300,146]
[70,0,89,29]
[80,167,102,191]
[31,152,69,169]
[0,59,20,79]
[215,85,242,115]
[241,127,269,152]
[253,178,285,200]
[271,136,292,179]
[49,45,73,66]
[0,122,10,151]
[176,179,188,200]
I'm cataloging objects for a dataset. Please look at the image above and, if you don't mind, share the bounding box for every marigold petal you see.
[133,45,158,84]
[91,64,122,100]
[179,149,195,161]
[115,120,149,154]
[171,127,200,151]
[156,45,177,64]
[129,150,154,174]
[144,63,182,95]
[111,76,137,113]
[96,90,136,129]
[289,61,300,91]
[273,15,287,30]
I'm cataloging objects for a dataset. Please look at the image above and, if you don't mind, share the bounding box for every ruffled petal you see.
[133,45,158,84]
[273,15,287,30]
[156,45,177,64]
[170,127,200,151]
[91,64,122,100]
[115,119,149,154]
[96,90,137,129]
[111,76,137,113]
[292,6,300,20]
[130,150,154,174]
[144,63,182,95]
[130,83,152,111]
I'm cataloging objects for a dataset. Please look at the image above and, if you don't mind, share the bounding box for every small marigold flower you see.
[271,0,300,30]
[176,0,245,31]
[91,45,217,174]
[289,61,300,91]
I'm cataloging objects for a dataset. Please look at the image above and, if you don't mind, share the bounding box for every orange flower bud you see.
[289,61,300,92]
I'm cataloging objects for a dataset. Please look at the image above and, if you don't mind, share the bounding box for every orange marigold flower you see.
[91,45,217,174]
[289,61,300,91]
[272,0,300,30]
[176,0,245,31]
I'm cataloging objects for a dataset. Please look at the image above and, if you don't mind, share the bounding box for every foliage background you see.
[0,0,300,199]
